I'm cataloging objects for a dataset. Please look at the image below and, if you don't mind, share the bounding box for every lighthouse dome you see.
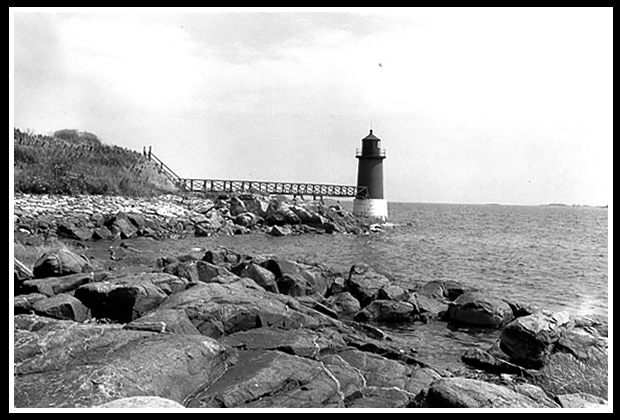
[362,129,380,141]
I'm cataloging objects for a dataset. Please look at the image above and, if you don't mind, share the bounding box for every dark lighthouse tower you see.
[353,129,388,220]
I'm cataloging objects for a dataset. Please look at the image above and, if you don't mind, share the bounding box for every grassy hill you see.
[13,128,178,196]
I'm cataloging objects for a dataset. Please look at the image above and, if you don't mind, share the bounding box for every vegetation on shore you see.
[13,128,178,197]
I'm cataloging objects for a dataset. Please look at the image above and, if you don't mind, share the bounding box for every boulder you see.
[503,298,537,318]
[234,212,260,228]
[499,311,571,368]
[156,281,321,338]
[414,293,448,317]
[57,221,93,241]
[345,264,391,306]
[345,387,411,409]
[222,327,347,359]
[325,292,361,317]
[237,194,269,217]
[108,214,138,239]
[261,258,331,297]
[419,280,471,301]
[231,262,279,293]
[334,349,412,390]
[426,377,558,408]
[276,273,314,296]
[442,280,470,301]
[203,247,229,265]
[14,258,33,282]
[92,226,120,241]
[445,292,514,328]
[32,293,90,322]
[14,314,232,408]
[163,261,199,283]
[32,248,93,278]
[97,396,185,409]
[14,293,47,315]
[74,273,185,322]
[194,210,227,236]
[555,326,608,361]
[289,205,324,226]
[329,276,346,295]
[20,272,101,296]
[186,350,347,408]
[228,196,247,216]
[353,300,417,323]
[378,284,409,301]
[264,201,301,226]
[126,213,147,230]
[555,392,608,408]
[461,348,528,376]
[196,261,239,284]
[268,225,292,237]
[125,308,201,335]
[420,280,447,299]
[406,367,443,397]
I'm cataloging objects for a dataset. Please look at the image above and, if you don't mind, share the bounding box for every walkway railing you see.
[145,146,366,198]
[179,178,366,198]
[143,147,182,186]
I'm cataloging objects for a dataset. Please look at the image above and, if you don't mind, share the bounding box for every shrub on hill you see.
[13,128,178,197]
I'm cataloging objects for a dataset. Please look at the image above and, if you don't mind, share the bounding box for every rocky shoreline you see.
[13,193,375,244]
[13,237,608,409]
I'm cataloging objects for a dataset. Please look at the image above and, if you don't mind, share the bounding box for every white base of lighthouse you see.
[353,198,388,221]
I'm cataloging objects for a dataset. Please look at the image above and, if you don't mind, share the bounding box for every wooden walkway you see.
[144,147,365,198]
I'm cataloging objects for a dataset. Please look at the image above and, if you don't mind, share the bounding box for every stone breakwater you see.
[13,245,608,409]
[13,193,371,242]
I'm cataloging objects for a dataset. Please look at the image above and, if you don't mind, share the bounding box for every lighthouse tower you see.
[353,129,388,220]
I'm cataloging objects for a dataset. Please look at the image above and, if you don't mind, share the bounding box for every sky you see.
[10,8,613,205]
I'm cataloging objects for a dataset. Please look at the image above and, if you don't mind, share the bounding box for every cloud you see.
[56,15,211,112]
[12,10,612,204]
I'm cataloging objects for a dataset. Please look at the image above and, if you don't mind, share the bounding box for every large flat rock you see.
[426,377,558,408]
[156,279,322,338]
[186,350,347,408]
[14,314,232,408]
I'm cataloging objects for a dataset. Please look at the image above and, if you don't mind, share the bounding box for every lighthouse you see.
[353,129,388,220]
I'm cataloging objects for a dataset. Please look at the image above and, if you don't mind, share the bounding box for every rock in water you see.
[499,311,571,368]
[268,225,292,237]
[32,248,93,278]
[57,221,93,241]
[445,292,514,328]
[345,264,391,306]
[353,300,417,323]
[325,292,361,316]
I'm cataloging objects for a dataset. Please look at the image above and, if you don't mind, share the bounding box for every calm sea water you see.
[188,202,609,319]
[129,202,610,371]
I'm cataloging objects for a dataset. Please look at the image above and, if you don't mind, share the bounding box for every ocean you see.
[123,202,610,371]
[190,202,609,319]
